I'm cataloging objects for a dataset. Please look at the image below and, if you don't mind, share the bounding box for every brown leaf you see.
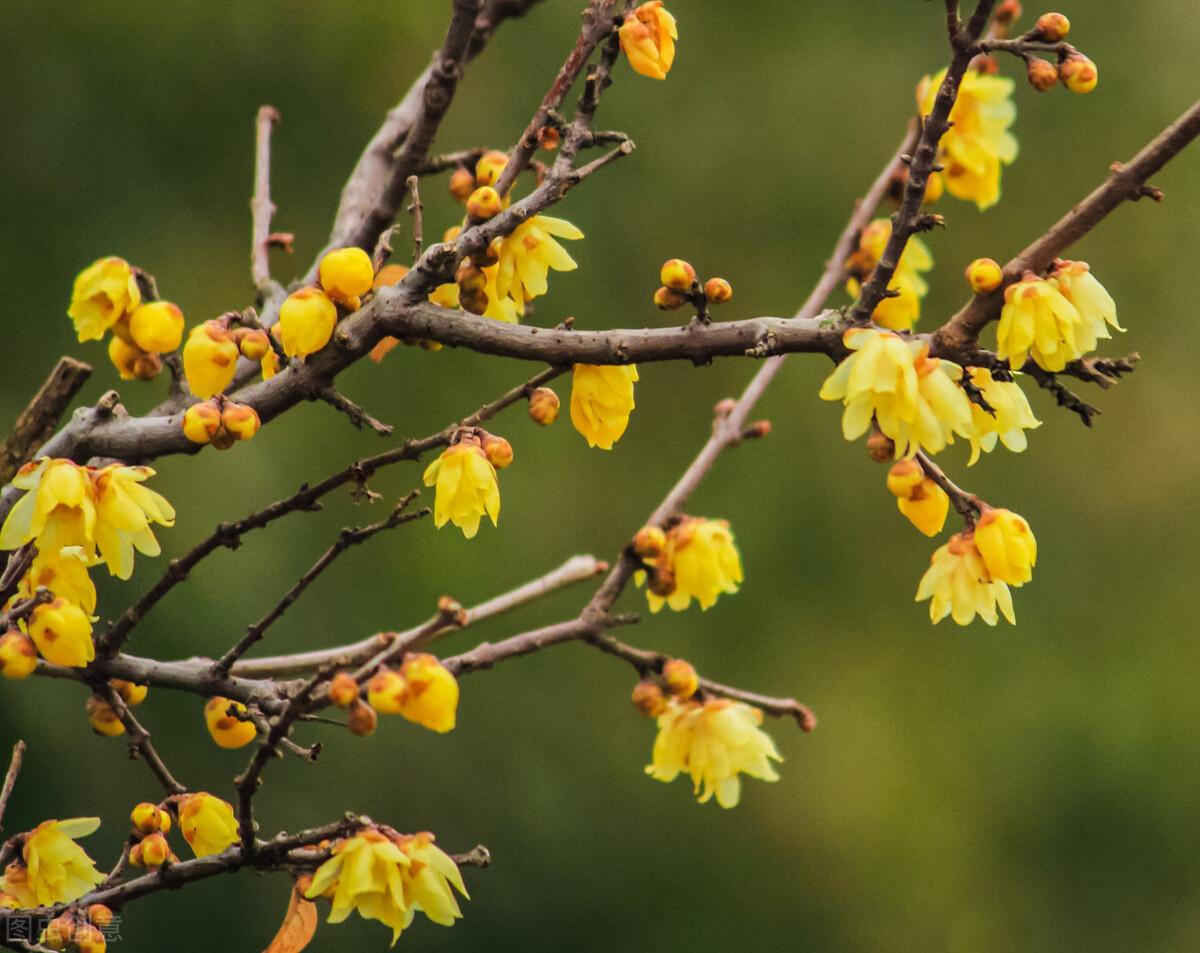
[263,880,318,953]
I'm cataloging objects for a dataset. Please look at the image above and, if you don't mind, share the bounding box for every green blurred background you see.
[2,1,1199,950]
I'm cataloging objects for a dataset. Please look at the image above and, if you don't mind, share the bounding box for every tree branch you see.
[0,741,26,832]
[0,357,91,484]
[250,105,281,293]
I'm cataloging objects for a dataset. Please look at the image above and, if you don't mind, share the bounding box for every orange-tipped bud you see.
[481,433,514,469]
[87,905,115,929]
[474,150,509,188]
[112,679,148,706]
[703,277,733,303]
[1059,53,1098,94]
[183,320,239,398]
[995,0,1022,25]
[74,923,107,953]
[660,258,696,291]
[0,631,37,680]
[328,672,359,709]
[466,186,503,220]
[348,699,378,736]
[653,286,686,310]
[279,288,338,358]
[631,679,667,717]
[528,386,560,426]
[237,328,271,361]
[131,802,172,836]
[137,832,171,868]
[965,257,1004,293]
[886,459,925,499]
[449,167,476,202]
[1026,57,1059,92]
[42,913,76,950]
[1035,12,1070,41]
[182,400,223,445]
[537,126,561,151]
[662,658,699,699]
[221,402,260,442]
[108,336,163,382]
[86,695,125,737]
[367,669,407,715]
[632,525,667,559]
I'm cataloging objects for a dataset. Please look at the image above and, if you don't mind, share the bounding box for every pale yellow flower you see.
[0,818,104,908]
[92,464,176,580]
[570,364,639,450]
[15,547,97,617]
[646,699,781,808]
[0,459,96,558]
[68,257,141,342]
[974,508,1037,587]
[27,598,94,668]
[178,793,239,858]
[640,517,743,612]
[916,532,1015,625]
[845,219,933,331]
[996,275,1084,372]
[394,832,468,928]
[962,367,1041,465]
[1049,259,1123,354]
[422,442,500,539]
[494,216,582,308]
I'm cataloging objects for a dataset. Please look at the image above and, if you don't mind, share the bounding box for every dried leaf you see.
[263,880,318,953]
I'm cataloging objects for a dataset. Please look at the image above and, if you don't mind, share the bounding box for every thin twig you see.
[317,387,394,436]
[102,686,187,796]
[0,544,35,610]
[250,105,281,292]
[915,450,982,523]
[406,175,424,264]
[0,741,27,832]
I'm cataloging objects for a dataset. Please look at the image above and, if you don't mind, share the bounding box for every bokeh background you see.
[2,1,1199,950]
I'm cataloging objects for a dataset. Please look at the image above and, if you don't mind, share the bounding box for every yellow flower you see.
[16,548,97,616]
[92,464,175,580]
[204,696,257,749]
[306,830,412,943]
[68,257,141,342]
[128,301,185,353]
[279,288,338,358]
[319,247,375,305]
[183,321,239,398]
[974,507,1037,587]
[0,818,104,908]
[397,654,459,734]
[886,460,949,537]
[108,335,162,381]
[845,219,933,331]
[918,68,1018,210]
[640,517,743,613]
[494,216,582,308]
[368,668,407,715]
[570,364,639,450]
[962,367,1041,465]
[0,632,37,680]
[619,1,678,80]
[996,275,1083,371]
[394,832,468,927]
[1049,259,1123,353]
[178,793,238,857]
[28,598,94,668]
[916,533,1015,626]
[818,328,972,458]
[0,459,96,558]
[422,442,500,539]
[646,698,781,808]
[429,262,520,324]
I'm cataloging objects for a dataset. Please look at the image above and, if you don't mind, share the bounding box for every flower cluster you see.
[845,219,933,331]
[0,818,104,908]
[366,654,460,734]
[633,517,744,613]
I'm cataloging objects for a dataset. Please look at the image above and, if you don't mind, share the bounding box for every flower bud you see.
[42,913,76,949]
[466,186,503,220]
[965,257,1004,293]
[1034,12,1070,41]
[237,328,271,361]
[87,905,115,929]
[328,671,359,709]
[923,170,945,203]
[367,669,407,715]
[319,247,375,303]
[662,658,699,699]
[631,679,667,717]
[108,336,163,381]
[113,679,148,706]
[279,288,337,358]
[449,167,476,202]
[474,150,509,188]
[183,321,239,398]
[481,433,514,469]
[647,561,676,598]
[455,261,488,294]
[204,696,257,749]
[537,126,561,151]
[138,831,172,868]
[703,277,732,303]
[128,301,185,353]
[75,924,107,953]
[886,459,925,499]
[1026,56,1059,92]
[866,430,895,463]
[131,802,172,836]
[458,286,489,315]
[995,0,1022,25]
[347,699,378,736]
[660,258,696,291]
[1059,53,1098,94]
[528,386,560,425]
[653,286,686,310]
[373,263,410,289]
[86,695,125,737]
[632,525,667,559]
[181,400,221,445]
[221,402,260,442]
[0,631,37,680]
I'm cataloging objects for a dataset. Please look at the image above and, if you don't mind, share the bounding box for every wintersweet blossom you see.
[646,699,782,808]
[818,328,972,458]
[493,215,582,308]
[178,793,239,858]
[962,367,1041,465]
[918,68,1018,210]
[0,458,96,558]
[845,219,933,331]
[1049,259,1123,353]
[638,517,743,613]
[974,508,1037,587]
[916,532,1015,626]
[422,442,501,539]
[394,833,468,928]
[15,546,97,617]
[0,818,105,908]
[204,696,257,749]
[396,654,459,734]
[68,257,141,342]
[569,364,639,449]
[886,459,949,538]
[996,275,1083,371]
[182,320,239,398]
[91,464,176,579]
[619,1,678,80]
[27,598,94,667]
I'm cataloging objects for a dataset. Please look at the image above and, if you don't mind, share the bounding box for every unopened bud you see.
[713,397,737,418]
[367,669,407,715]
[965,257,1004,293]
[237,328,271,361]
[221,402,260,442]
[631,679,667,718]
[481,433,514,469]
[348,699,378,736]
[537,126,561,151]
[182,400,223,445]
[528,387,560,425]
[886,459,925,499]
[744,420,771,439]
[703,277,733,303]
[0,631,37,680]
[1035,12,1070,41]
[86,695,125,737]
[474,150,509,188]
[1059,53,1098,94]
[866,430,895,462]
[660,258,696,291]
[632,525,667,559]
[995,0,1022,24]
[131,802,171,836]
[74,924,106,953]
[112,679,148,706]
[87,905,114,929]
[456,261,487,294]
[466,186,503,220]
[653,286,686,310]
[437,595,468,626]
[458,287,489,315]
[328,672,360,709]
[137,832,171,868]
[42,914,75,950]
[1026,56,1058,92]
[662,659,699,699]
[448,167,475,202]
[373,263,410,289]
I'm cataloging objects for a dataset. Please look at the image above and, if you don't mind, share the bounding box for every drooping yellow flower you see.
[1049,259,1123,354]
[916,532,1015,626]
[646,698,781,808]
[397,654,459,734]
[92,464,176,580]
[619,1,678,80]
[639,517,743,613]
[570,364,639,450]
[996,275,1084,372]
[27,598,94,667]
[818,328,972,458]
[306,830,412,943]
[974,507,1037,587]
[962,367,1041,465]
[279,288,338,358]
[886,459,949,537]
[918,68,1018,210]
[68,257,141,342]
[845,219,933,331]
[0,459,95,558]
[0,818,104,908]
[204,696,257,749]
[178,793,239,858]
[394,832,468,928]
[422,441,500,539]
[182,321,239,398]
[16,547,97,616]
[494,216,582,308]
